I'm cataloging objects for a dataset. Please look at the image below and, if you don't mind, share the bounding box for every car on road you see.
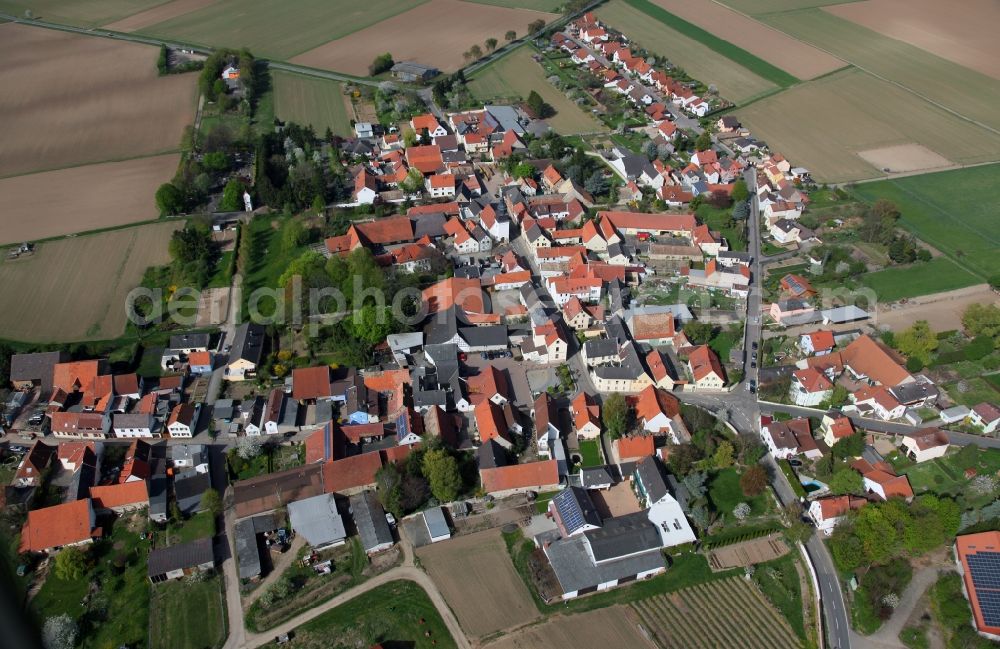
[789,459,803,467]
[748,380,756,394]
[751,361,756,368]
[752,342,758,350]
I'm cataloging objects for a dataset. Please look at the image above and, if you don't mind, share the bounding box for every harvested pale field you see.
[463,0,562,10]
[0,154,179,243]
[467,46,606,135]
[140,0,425,61]
[416,529,540,638]
[483,606,654,649]
[708,534,789,570]
[272,72,353,136]
[195,287,231,327]
[0,221,180,342]
[291,0,557,75]
[648,0,842,79]
[765,8,1000,131]
[824,0,1000,81]
[857,144,953,174]
[735,68,1000,182]
[875,284,998,333]
[0,0,165,26]
[0,23,195,178]
[597,0,777,103]
[103,0,218,32]
[719,0,857,14]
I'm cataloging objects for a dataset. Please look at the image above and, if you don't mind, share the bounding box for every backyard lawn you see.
[578,439,603,468]
[709,468,770,523]
[897,447,1000,508]
[262,579,456,648]
[165,511,217,545]
[150,576,227,649]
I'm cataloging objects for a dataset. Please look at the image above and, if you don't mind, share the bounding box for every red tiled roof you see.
[630,312,675,341]
[91,481,149,510]
[688,345,725,383]
[616,435,655,461]
[635,385,680,423]
[292,366,333,401]
[112,373,140,395]
[411,114,441,133]
[904,427,949,451]
[816,495,866,520]
[807,335,910,387]
[355,216,414,246]
[422,277,485,314]
[341,422,386,443]
[20,498,95,552]
[167,402,196,427]
[406,145,444,174]
[52,360,101,395]
[599,210,696,233]
[474,400,510,445]
[467,366,510,405]
[572,392,600,431]
[826,415,854,440]
[322,452,383,493]
[805,330,835,352]
[480,460,559,494]
[793,367,833,393]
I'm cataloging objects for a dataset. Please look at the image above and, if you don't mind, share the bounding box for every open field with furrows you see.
[823,0,1000,80]
[764,8,1000,132]
[632,577,801,649]
[735,68,1000,182]
[482,606,654,649]
[139,0,426,61]
[416,529,540,638]
[0,221,180,342]
[463,0,562,9]
[0,23,196,178]
[718,0,862,15]
[467,46,606,134]
[0,0,165,26]
[272,72,353,136]
[150,576,226,649]
[0,154,179,243]
[291,0,557,75]
[595,0,778,103]
[646,0,843,79]
[103,0,218,32]
[852,164,1000,281]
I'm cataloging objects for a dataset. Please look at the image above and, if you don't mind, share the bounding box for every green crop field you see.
[861,257,981,302]
[618,0,798,87]
[150,577,226,649]
[851,165,1000,281]
[467,46,606,134]
[0,0,165,26]
[463,0,563,10]
[273,72,353,137]
[140,0,426,60]
[736,68,1000,182]
[596,0,778,103]
[764,8,1000,132]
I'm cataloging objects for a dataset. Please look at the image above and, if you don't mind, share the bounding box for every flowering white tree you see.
[236,435,262,460]
[881,592,900,609]
[733,502,751,521]
[42,615,76,649]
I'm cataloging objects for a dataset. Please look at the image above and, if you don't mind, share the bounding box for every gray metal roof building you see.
[288,493,347,550]
[349,491,393,555]
[422,507,451,543]
[148,537,215,582]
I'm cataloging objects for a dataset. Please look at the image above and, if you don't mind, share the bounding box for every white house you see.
[790,368,833,407]
[427,174,456,198]
[112,414,157,439]
[533,394,560,458]
[900,428,950,463]
[799,330,835,356]
[166,403,197,438]
[971,403,1000,433]
[808,496,866,536]
[760,418,821,460]
[849,386,905,421]
[572,392,601,439]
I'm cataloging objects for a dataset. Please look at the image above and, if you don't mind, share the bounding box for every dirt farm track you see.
[0,222,180,342]
[0,23,196,178]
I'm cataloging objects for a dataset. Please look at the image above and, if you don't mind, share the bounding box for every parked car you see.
[752,341,758,350]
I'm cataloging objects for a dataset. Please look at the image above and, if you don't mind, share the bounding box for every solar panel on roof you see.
[553,490,586,533]
[396,412,409,441]
[966,551,1000,627]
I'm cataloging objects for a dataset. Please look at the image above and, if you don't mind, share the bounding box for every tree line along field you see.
[645,0,844,80]
[717,0,860,15]
[851,164,1000,282]
[632,577,801,649]
[763,8,1000,133]
[290,0,557,76]
[734,68,1000,183]
[0,23,196,178]
[272,72,353,137]
[467,46,607,135]
[463,0,562,9]
[595,0,779,104]
[0,221,180,342]
[136,0,427,61]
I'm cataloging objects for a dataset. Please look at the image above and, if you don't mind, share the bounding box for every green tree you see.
[962,303,1000,339]
[681,321,714,345]
[713,441,734,469]
[485,38,498,52]
[512,162,535,179]
[784,504,812,544]
[527,19,545,34]
[739,464,768,497]
[694,131,712,151]
[312,195,326,216]
[423,449,462,503]
[602,393,630,439]
[201,489,223,516]
[505,30,516,41]
[525,90,553,118]
[54,546,85,581]
[895,320,938,366]
[399,167,424,194]
[219,178,244,212]
[831,431,865,459]
[730,179,749,203]
[469,44,483,60]
[667,443,701,476]
[402,128,418,148]
[830,385,849,407]
[828,468,863,495]
[368,52,394,76]
[375,464,403,519]
[155,182,186,216]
